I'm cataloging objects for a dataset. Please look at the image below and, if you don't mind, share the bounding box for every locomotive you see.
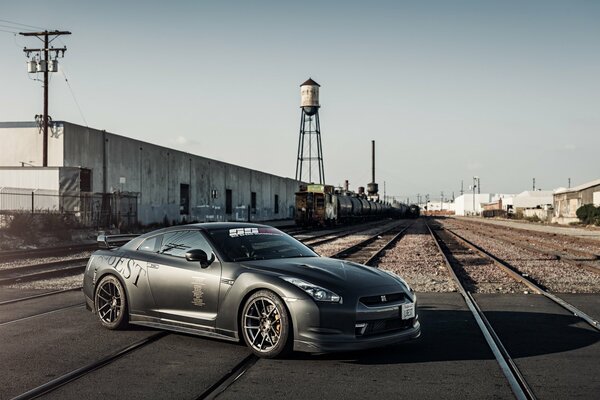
[295,184,412,226]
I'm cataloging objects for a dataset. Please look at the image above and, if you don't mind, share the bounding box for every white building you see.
[513,190,553,210]
[453,193,492,216]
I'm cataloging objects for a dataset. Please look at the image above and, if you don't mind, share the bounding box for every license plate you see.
[401,303,415,320]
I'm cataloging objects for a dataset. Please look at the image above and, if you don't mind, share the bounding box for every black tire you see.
[94,275,129,330]
[241,290,292,358]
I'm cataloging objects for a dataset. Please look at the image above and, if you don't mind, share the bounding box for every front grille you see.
[356,317,414,337]
[360,292,405,306]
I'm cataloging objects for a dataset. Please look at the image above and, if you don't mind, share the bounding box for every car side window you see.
[137,235,161,252]
[159,230,214,259]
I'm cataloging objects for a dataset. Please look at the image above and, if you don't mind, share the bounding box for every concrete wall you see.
[59,122,300,225]
[0,122,64,167]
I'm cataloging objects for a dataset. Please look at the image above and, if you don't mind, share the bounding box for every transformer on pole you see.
[19,29,71,167]
[295,78,325,184]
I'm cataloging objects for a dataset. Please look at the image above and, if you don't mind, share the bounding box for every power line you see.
[59,65,89,127]
[0,18,44,30]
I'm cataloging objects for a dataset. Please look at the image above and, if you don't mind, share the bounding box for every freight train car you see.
[408,204,420,218]
[295,184,407,226]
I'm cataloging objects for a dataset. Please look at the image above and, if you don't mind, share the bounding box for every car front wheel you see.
[241,290,292,358]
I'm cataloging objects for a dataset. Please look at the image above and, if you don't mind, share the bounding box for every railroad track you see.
[299,221,391,247]
[0,243,96,262]
[455,218,600,258]
[330,221,411,265]
[0,257,89,286]
[0,287,82,306]
[450,220,600,275]
[426,219,600,400]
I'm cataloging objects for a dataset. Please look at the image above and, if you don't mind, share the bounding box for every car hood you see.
[240,256,406,292]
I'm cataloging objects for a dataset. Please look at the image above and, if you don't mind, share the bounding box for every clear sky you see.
[1,0,599,203]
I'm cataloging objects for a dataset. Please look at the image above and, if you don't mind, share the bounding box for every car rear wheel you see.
[95,275,129,330]
[241,290,292,358]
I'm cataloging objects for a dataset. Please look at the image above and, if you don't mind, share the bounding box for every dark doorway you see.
[180,184,190,215]
[226,189,233,214]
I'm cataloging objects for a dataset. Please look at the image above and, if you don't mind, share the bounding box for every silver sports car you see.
[83,223,420,358]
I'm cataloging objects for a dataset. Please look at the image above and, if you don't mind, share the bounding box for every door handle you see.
[147,263,159,269]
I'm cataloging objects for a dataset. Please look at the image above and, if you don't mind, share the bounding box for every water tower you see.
[295,78,325,184]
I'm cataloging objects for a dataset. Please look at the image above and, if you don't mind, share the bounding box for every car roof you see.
[141,222,273,236]
[121,222,278,250]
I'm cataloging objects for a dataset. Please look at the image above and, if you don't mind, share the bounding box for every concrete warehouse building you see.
[0,121,301,226]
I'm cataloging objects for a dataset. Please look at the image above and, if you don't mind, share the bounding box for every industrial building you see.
[0,121,301,226]
[453,193,492,216]
[553,178,600,224]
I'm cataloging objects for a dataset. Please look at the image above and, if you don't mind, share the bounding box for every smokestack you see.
[367,140,379,198]
[371,140,375,183]
[344,180,349,192]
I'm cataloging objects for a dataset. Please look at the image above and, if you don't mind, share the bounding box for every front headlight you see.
[281,277,342,303]
[381,269,412,292]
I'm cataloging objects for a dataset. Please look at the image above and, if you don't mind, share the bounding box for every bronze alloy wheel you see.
[242,290,291,358]
[95,275,129,330]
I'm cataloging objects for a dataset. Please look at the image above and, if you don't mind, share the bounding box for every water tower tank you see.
[300,78,320,116]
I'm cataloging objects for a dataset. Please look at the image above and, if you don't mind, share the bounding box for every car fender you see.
[216,271,311,341]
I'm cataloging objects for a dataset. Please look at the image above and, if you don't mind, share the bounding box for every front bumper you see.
[286,288,421,354]
[294,319,420,353]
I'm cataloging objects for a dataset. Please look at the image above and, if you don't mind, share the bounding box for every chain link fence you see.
[0,188,137,229]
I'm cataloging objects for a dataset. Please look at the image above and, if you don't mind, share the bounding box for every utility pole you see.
[533,178,536,191]
[19,30,71,167]
[460,180,464,196]
[472,176,478,215]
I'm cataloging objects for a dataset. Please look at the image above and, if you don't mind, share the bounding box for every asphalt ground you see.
[220,293,514,400]
[0,289,83,324]
[474,293,600,399]
[1,291,598,399]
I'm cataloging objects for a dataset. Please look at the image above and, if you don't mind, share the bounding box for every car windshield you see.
[207,227,318,262]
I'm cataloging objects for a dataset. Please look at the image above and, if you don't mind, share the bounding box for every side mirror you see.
[185,249,214,268]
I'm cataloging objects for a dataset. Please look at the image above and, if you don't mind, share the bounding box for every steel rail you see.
[0,264,86,286]
[426,222,534,400]
[0,303,84,327]
[297,219,389,246]
[195,354,259,400]
[329,221,410,260]
[453,221,600,274]
[457,218,600,259]
[0,243,96,262]
[444,227,600,332]
[364,224,412,266]
[0,257,89,278]
[0,287,82,306]
[10,332,168,400]
[301,226,372,247]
